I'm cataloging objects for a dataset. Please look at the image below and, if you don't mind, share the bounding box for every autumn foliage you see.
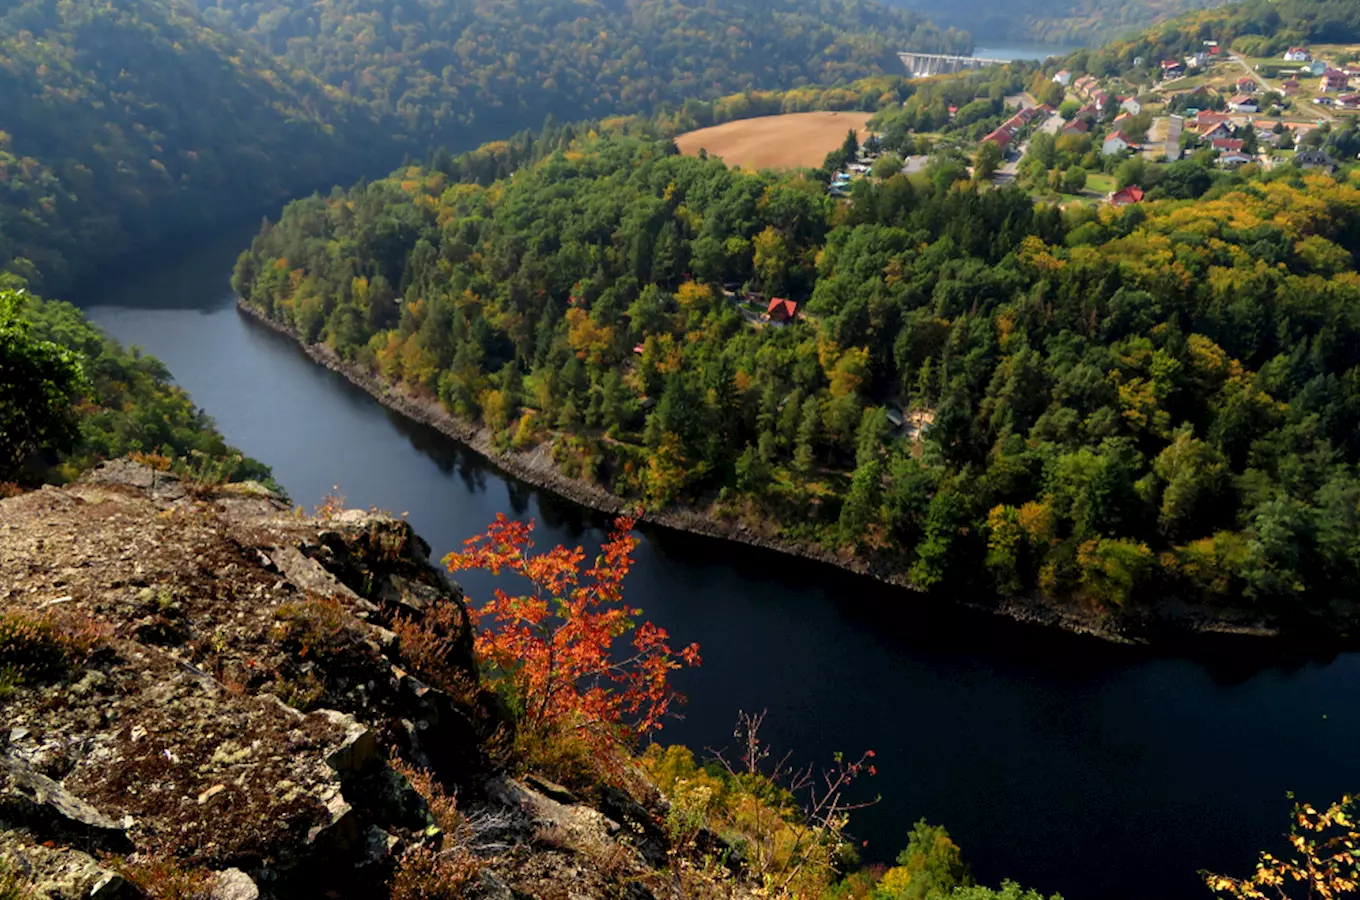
[444,514,699,750]
[1205,795,1358,900]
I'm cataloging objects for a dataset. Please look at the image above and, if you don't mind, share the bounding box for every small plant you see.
[272,670,325,711]
[389,757,467,837]
[0,608,108,691]
[388,844,481,900]
[111,856,215,900]
[391,599,474,697]
[273,595,358,661]
[174,450,242,494]
[314,486,348,520]
[0,857,31,900]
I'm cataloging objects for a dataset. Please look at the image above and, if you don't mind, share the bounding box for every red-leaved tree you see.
[445,514,700,748]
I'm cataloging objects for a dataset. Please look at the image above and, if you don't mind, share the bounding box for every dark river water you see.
[79,225,1359,900]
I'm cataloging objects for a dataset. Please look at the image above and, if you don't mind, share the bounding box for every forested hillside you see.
[897,0,1222,45]
[1,286,271,487]
[1053,0,1360,76]
[234,120,1360,631]
[0,0,968,292]
[0,0,369,292]
[201,0,969,145]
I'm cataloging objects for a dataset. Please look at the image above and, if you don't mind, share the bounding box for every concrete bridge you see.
[897,52,1011,77]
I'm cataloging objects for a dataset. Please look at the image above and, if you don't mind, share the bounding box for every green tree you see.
[0,290,86,480]
[874,819,973,900]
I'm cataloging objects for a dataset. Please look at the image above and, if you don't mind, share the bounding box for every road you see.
[1230,51,1335,121]
[994,110,1062,182]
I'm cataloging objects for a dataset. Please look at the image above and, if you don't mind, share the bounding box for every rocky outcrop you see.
[0,462,754,899]
[0,462,486,897]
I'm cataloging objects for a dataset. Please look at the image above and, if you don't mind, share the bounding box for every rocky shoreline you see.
[237,299,1291,647]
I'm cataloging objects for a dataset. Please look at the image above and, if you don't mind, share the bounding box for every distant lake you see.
[975,43,1082,62]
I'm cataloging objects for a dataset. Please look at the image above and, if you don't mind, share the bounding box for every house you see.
[1236,77,1258,93]
[1194,110,1230,127]
[1120,96,1142,115]
[1306,60,1329,76]
[1161,60,1183,78]
[1295,149,1339,173]
[1062,118,1090,136]
[1113,112,1133,127]
[1074,75,1100,97]
[1281,78,1302,96]
[885,409,906,429]
[1109,185,1145,207]
[982,125,1014,149]
[1198,121,1235,141]
[1077,103,1099,119]
[1228,94,1259,113]
[1053,70,1073,87]
[1321,69,1349,92]
[1102,132,1132,155]
[1217,151,1253,167]
[1212,138,1245,152]
[1339,93,1360,111]
[766,298,798,324]
[1284,47,1311,62]
[1185,52,1209,69]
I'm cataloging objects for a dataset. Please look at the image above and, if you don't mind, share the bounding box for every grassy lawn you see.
[1086,173,1116,193]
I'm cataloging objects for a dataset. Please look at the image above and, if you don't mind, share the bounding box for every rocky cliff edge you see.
[0,462,736,900]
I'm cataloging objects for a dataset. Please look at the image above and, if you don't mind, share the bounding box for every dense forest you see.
[234,116,1360,630]
[0,0,368,293]
[0,0,968,292]
[203,0,969,144]
[896,0,1222,46]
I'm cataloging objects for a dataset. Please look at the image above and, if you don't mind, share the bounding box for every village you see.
[814,39,1359,213]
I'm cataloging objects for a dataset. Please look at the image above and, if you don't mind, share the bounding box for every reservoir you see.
[79,226,1360,900]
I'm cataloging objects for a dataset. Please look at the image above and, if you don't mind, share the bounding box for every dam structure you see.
[898,52,1011,77]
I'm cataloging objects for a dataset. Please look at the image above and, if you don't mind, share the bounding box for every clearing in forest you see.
[674,111,875,169]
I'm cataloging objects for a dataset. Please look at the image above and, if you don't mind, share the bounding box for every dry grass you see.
[674,112,874,169]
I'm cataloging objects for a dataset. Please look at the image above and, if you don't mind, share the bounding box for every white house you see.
[1053,70,1073,87]
[1120,97,1142,115]
[1102,132,1132,155]
[1283,47,1311,62]
[1228,94,1259,113]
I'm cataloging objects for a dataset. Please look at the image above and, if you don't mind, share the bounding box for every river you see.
[77,225,1360,900]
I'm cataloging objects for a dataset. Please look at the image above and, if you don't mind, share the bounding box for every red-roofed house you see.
[1211,138,1245,152]
[1282,78,1302,96]
[1339,94,1360,111]
[1161,60,1183,78]
[767,298,798,324]
[1228,94,1259,113]
[1284,47,1311,62]
[1062,118,1090,136]
[1198,121,1235,141]
[1236,77,1258,93]
[1109,185,1145,207]
[982,125,1014,148]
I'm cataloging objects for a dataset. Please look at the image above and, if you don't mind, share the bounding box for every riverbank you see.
[237,299,1295,647]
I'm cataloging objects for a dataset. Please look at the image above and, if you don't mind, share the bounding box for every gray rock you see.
[0,753,129,849]
[209,868,260,900]
[316,710,378,775]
